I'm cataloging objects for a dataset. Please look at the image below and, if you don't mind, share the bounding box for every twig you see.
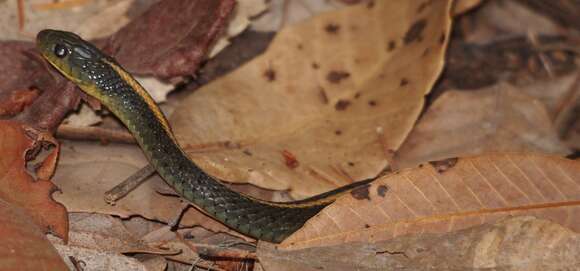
[104,164,155,204]
[68,256,86,271]
[32,0,90,10]
[182,238,257,260]
[169,201,191,231]
[186,256,225,271]
[527,31,555,78]
[17,0,25,31]
[56,125,136,144]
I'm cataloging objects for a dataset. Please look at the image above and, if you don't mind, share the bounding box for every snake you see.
[36,29,373,243]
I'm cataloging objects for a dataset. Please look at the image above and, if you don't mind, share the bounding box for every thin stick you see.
[17,0,25,31]
[104,164,155,204]
[56,125,136,144]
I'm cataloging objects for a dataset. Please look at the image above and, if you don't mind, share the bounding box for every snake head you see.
[36,29,103,87]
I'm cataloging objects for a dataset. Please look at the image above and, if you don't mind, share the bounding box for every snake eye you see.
[54,44,68,58]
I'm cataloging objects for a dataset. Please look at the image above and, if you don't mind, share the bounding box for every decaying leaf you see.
[0,199,68,271]
[395,84,571,169]
[171,0,453,198]
[282,153,580,249]
[0,120,68,240]
[258,216,580,271]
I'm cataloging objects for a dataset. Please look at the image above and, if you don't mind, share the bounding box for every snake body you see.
[36,29,370,243]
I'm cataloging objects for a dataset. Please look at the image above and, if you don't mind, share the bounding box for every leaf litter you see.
[0,0,580,270]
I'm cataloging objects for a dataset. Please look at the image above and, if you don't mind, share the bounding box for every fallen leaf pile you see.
[0,0,579,270]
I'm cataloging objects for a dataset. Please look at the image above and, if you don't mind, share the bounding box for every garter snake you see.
[36,29,372,243]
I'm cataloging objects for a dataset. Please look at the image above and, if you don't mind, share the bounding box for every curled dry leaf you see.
[0,199,68,271]
[282,153,580,249]
[259,216,580,271]
[395,84,571,169]
[171,0,453,197]
[0,120,68,240]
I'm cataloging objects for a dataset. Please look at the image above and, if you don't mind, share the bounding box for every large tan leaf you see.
[394,84,571,169]
[282,153,580,249]
[259,216,580,271]
[171,0,453,198]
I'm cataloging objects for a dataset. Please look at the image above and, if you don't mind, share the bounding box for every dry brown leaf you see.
[171,0,453,198]
[258,216,580,271]
[52,141,241,237]
[0,120,68,240]
[395,84,571,169]
[0,199,68,271]
[281,153,580,249]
